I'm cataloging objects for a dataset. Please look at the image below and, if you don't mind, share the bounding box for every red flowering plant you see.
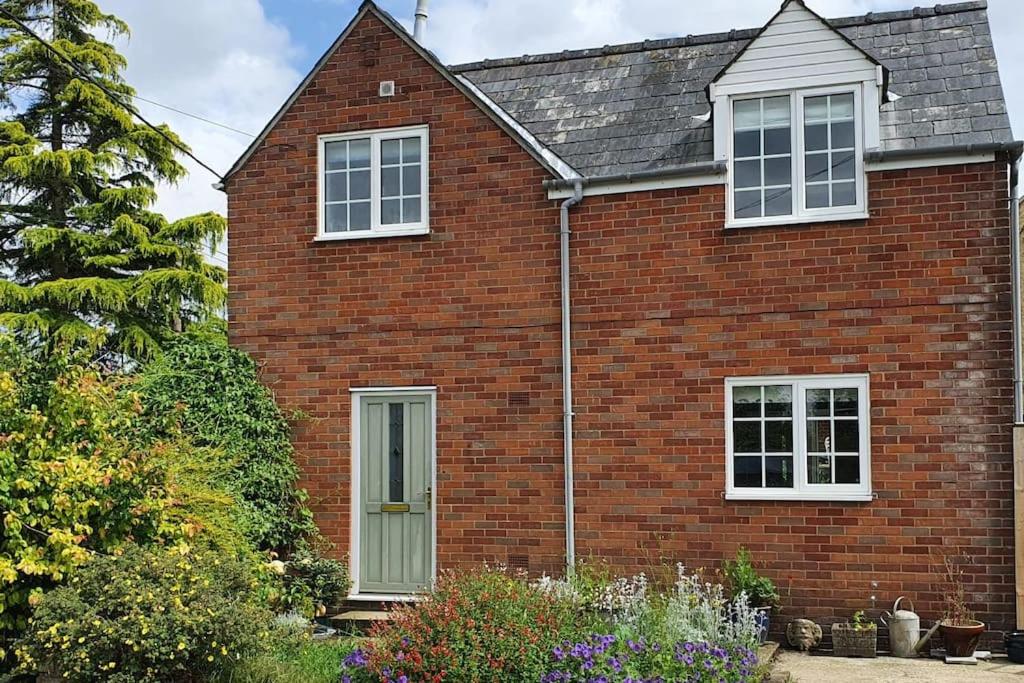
[342,567,597,682]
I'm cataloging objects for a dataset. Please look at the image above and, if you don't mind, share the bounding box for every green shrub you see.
[14,546,272,682]
[227,634,360,683]
[723,547,779,608]
[341,567,596,682]
[0,340,173,656]
[135,327,315,552]
[279,546,351,616]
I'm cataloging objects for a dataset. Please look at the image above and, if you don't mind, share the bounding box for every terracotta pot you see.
[939,619,985,657]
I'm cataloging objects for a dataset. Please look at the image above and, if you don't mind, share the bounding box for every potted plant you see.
[831,610,878,658]
[938,553,986,657]
[723,547,779,642]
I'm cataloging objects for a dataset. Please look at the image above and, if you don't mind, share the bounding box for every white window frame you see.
[725,85,868,229]
[316,125,430,241]
[724,374,872,502]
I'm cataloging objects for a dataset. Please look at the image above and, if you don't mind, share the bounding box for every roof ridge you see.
[449,0,987,73]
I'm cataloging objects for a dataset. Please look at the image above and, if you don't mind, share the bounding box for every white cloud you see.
[103,0,303,265]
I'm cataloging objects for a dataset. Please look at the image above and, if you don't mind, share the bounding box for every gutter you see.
[560,179,583,575]
[864,141,1024,164]
[544,161,726,193]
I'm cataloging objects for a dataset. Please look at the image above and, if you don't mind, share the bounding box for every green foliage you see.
[0,338,173,654]
[850,610,875,632]
[134,330,315,552]
[279,546,351,617]
[0,0,226,361]
[346,568,594,682]
[722,547,779,608]
[14,546,272,682]
[227,635,360,683]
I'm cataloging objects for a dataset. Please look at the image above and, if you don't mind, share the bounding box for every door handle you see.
[425,486,432,510]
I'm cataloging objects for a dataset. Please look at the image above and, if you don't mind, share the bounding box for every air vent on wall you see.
[508,554,530,574]
[507,391,530,407]
[379,80,396,97]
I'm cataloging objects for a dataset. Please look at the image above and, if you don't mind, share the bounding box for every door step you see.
[330,609,393,636]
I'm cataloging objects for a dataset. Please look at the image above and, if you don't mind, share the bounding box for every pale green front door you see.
[359,394,433,594]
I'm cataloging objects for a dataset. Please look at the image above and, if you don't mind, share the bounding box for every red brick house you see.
[222,0,1024,634]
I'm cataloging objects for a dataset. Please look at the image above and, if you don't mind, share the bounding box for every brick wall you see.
[227,10,1016,633]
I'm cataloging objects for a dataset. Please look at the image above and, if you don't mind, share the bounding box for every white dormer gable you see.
[709,0,888,228]
[712,1,882,97]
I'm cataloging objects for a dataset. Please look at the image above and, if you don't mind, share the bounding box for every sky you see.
[101,0,1024,264]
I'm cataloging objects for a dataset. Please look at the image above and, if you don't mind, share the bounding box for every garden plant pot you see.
[831,623,877,658]
[939,620,985,658]
[1006,631,1024,664]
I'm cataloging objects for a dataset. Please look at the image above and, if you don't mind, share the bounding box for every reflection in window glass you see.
[733,97,792,219]
[804,93,857,209]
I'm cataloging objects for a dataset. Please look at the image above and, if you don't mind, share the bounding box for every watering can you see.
[882,597,921,658]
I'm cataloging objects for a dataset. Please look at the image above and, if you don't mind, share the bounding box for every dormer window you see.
[728,87,866,227]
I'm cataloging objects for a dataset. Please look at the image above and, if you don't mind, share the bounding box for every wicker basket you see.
[831,623,877,658]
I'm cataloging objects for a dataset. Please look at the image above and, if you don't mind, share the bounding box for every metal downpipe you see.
[560,179,583,576]
[1012,161,1022,423]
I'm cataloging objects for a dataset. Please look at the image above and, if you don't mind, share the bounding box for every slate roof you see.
[452,1,1014,178]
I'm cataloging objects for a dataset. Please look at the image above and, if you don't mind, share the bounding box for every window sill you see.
[725,211,869,230]
[314,226,429,242]
[725,491,874,502]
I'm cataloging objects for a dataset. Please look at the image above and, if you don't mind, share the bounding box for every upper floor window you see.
[728,88,865,227]
[317,125,429,240]
[725,374,871,501]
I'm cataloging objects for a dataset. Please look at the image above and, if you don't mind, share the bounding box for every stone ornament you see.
[787,619,823,651]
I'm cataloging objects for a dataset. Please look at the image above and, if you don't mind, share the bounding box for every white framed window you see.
[317,125,429,240]
[726,86,866,228]
[725,374,871,501]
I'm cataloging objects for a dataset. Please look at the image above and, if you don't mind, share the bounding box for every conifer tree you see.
[0,0,226,360]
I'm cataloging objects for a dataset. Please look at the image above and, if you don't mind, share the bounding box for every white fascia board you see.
[456,75,580,181]
[865,151,996,171]
[546,172,724,200]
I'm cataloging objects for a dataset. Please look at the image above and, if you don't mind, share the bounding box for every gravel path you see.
[775,651,1024,682]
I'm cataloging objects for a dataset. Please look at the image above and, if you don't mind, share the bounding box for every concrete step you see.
[330,609,392,635]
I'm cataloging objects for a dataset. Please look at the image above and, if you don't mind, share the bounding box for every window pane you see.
[835,456,860,484]
[349,139,371,168]
[325,141,348,171]
[402,137,421,163]
[326,172,348,202]
[764,157,791,186]
[765,420,792,453]
[832,151,856,180]
[381,199,402,225]
[805,123,828,152]
[763,96,790,125]
[350,170,370,200]
[382,139,401,165]
[806,184,829,209]
[734,130,760,158]
[835,420,859,453]
[735,160,761,188]
[325,203,347,233]
[765,188,792,217]
[764,386,792,417]
[389,403,404,502]
[833,182,857,207]
[808,455,832,484]
[734,190,761,219]
[733,386,761,418]
[733,421,761,454]
[403,198,421,223]
[831,93,855,119]
[734,100,761,129]
[734,456,762,488]
[765,456,794,488]
[805,96,828,122]
[832,121,855,149]
[402,165,421,196]
[807,389,831,416]
[834,388,858,417]
[350,201,371,230]
[805,153,829,182]
[382,167,401,197]
[764,128,791,155]
[806,419,830,452]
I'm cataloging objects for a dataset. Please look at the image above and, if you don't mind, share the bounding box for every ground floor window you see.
[725,374,871,501]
